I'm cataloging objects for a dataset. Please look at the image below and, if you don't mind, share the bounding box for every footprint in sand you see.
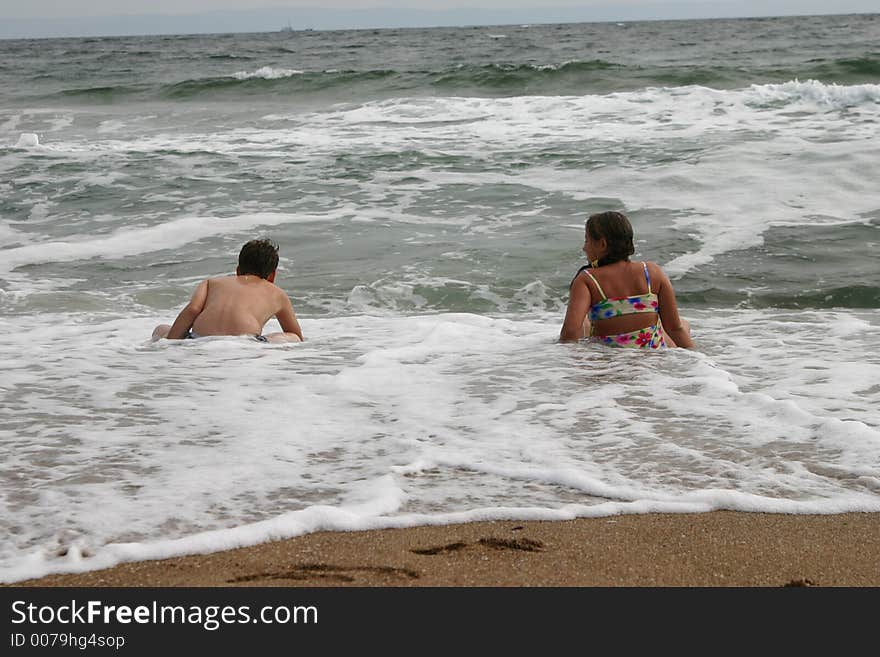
[411,536,545,555]
[228,563,420,583]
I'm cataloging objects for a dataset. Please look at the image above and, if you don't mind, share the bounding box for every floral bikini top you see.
[579,262,666,349]
[584,261,659,322]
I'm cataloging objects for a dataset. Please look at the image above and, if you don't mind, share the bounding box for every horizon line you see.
[1,8,875,41]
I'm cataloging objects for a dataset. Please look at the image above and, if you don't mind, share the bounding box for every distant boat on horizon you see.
[280,21,315,33]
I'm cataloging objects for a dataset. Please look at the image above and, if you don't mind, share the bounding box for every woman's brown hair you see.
[587,211,635,267]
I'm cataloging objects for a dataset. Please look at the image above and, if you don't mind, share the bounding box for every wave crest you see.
[232,66,304,80]
[747,79,880,107]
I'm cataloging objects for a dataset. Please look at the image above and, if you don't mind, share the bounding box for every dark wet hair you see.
[238,239,279,279]
[586,211,635,266]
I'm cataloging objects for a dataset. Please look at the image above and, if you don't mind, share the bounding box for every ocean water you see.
[1,14,879,582]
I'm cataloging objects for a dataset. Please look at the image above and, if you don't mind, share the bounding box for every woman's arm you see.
[653,264,694,349]
[559,274,591,342]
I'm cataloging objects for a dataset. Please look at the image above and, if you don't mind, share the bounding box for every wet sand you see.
[10,511,880,587]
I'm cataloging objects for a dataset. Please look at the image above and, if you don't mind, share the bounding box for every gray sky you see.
[4,1,694,19]
[1,1,877,38]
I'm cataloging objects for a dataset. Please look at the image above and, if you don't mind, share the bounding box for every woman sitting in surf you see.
[559,210,693,349]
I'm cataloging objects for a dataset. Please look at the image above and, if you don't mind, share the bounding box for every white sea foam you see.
[747,79,880,107]
[204,81,875,273]
[96,120,126,134]
[1,307,878,582]
[0,211,331,275]
[0,222,26,247]
[27,202,54,223]
[232,66,304,80]
[0,112,22,133]
[14,132,40,148]
[46,115,74,132]
[5,81,877,280]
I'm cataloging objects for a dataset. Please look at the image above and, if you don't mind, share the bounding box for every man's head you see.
[237,239,279,280]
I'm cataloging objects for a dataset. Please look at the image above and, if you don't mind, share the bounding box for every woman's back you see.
[578,260,666,348]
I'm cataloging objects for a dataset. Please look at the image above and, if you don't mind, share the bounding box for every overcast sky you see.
[8,1,680,19]
[3,0,878,18]
[1,1,876,38]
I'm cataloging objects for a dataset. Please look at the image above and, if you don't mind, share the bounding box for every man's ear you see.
[267,270,277,283]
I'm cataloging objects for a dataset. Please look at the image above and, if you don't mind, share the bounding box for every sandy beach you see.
[9,511,879,587]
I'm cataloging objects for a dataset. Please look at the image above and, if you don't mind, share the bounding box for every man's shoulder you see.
[201,275,241,295]
[268,281,293,300]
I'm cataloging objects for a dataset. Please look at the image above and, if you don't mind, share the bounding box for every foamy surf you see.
[0,212,331,275]
[1,309,878,583]
[232,66,304,80]
[14,132,40,148]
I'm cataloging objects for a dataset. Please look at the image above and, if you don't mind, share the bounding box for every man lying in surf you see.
[151,238,304,344]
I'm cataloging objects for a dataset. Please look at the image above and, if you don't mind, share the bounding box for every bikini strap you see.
[583,269,607,299]
[642,261,652,294]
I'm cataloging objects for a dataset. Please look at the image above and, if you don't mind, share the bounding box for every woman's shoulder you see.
[569,264,593,287]
[641,261,669,284]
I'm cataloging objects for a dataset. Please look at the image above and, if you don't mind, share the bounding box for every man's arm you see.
[274,292,304,341]
[166,280,208,339]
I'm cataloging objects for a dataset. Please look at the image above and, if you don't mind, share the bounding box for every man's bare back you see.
[184,274,293,337]
[152,239,303,344]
